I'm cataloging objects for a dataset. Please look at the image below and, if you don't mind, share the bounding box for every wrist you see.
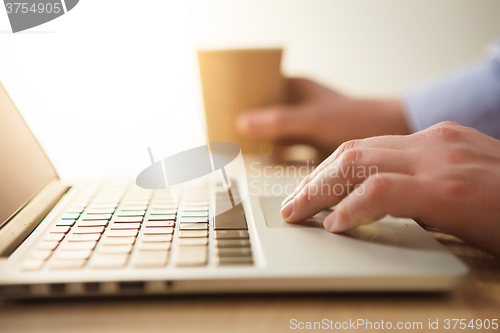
[380,98,411,135]
[344,97,411,139]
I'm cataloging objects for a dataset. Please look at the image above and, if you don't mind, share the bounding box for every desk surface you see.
[0,232,499,333]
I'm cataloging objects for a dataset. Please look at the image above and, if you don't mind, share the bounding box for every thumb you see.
[236,104,309,141]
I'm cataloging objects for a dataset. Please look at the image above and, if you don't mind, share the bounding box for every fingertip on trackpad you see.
[259,197,326,229]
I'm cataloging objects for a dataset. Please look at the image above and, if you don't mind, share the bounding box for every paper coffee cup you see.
[198,48,285,155]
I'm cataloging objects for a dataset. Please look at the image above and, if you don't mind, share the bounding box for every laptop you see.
[0,81,468,299]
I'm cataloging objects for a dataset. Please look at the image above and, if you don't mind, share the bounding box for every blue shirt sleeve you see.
[403,40,500,139]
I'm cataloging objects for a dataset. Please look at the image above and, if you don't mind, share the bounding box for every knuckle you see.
[338,139,362,154]
[426,123,463,142]
[338,148,363,167]
[438,120,461,127]
[333,139,363,163]
[364,175,389,200]
[302,174,313,189]
[336,142,349,156]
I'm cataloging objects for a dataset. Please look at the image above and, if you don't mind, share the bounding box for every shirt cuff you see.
[403,53,500,139]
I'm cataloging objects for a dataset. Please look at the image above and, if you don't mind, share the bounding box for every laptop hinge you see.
[0,179,68,257]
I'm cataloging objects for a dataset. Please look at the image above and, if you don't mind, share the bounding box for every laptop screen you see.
[0,82,58,228]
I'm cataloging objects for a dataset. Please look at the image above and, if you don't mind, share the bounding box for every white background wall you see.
[0,0,499,179]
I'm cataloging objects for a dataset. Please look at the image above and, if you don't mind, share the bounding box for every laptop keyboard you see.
[21,180,253,271]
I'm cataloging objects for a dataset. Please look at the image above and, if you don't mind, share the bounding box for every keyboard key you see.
[184,201,208,207]
[82,213,112,220]
[183,206,209,212]
[143,227,173,235]
[121,200,149,206]
[141,234,173,242]
[114,217,143,223]
[62,213,80,220]
[178,238,208,246]
[176,246,207,266]
[88,203,118,209]
[133,251,169,268]
[86,208,115,214]
[150,205,177,210]
[78,220,108,227]
[110,223,141,229]
[37,241,59,250]
[182,211,208,217]
[137,242,171,251]
[152,197,177,201]
[67,233,101,242]
[91,254,129,269]
[214,203,247,230]
[54,249,92,260]
[117,211,145,217]
[21,259,44,271]
[49,259,87,270]
[44,233,65,242]
[180,223,208,230]
[218,256,253,265]
[56,219,76,227]
[149,209,176,215]
[91,201,120,207]
[215,230,249,239]
[50,226,70,234]
[59,241,97,251]
[151,199,177,204]
[179,230,208,238]
[146,221,175,227]
[217,247,252,257]
[180,217,208,223]
[148,215,176,221]
[98,244,133,254]
[107,229,138,237]
[121,205,148,211]
[102,236,136,245]
[27,250,52,261]
[216,239,250,247]
[73,226,105,234]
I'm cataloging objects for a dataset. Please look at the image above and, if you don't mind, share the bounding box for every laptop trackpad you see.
[259,197,326,229]
[259,197,408,230]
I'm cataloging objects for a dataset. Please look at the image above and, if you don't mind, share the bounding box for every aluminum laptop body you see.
[0,82,468,299]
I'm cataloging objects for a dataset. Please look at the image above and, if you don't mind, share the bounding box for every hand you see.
[236,77,410,156]
[281,121,500,257]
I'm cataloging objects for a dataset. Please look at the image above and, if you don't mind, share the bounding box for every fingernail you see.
[281,200,294,222]
[323,214,334,231]
[281,193,295,206]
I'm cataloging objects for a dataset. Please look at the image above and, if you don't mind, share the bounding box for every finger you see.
[236,104,310,140]
[286,77,322,102]
[282,149,413,223]
[323,173,427,233]
[282,135,411,207]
